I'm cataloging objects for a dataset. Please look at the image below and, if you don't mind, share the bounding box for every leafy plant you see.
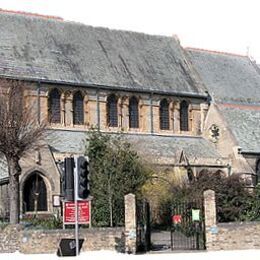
[21,215,62,229]
[170,170,260,222]
[86,129,151,227]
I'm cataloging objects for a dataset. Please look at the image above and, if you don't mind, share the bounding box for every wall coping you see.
[218,221,260,228]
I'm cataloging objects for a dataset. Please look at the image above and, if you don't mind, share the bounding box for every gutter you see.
[171,163,230,168]
[240,151,260,156]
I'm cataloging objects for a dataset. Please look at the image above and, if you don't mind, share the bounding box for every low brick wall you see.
[0,193,138,254]
[0,225,124,253]
[204,190,260,251]
[207,222,260,250]
[0,225,22,253]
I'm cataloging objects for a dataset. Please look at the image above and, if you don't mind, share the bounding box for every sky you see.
[0,0,260,62]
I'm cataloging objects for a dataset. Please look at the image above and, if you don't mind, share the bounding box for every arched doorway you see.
[23,172,47,212]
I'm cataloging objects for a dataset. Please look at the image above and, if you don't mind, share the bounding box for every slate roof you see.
[0,130,223,181]
[0,12,206,97]
[46,130,86,154]
[47,130,222,165]
[125,134,222,164]
[187,48,260,104]
[218,104,260,154]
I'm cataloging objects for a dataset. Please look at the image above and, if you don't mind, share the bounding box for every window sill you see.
[47,124,88,131]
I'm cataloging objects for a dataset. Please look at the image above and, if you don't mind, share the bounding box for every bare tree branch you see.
[0,79,46,159]
[0,79,47,223]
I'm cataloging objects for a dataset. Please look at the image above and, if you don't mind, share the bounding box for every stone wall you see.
[0,183,9,219]
[0,225,22,253]
[0,225,124,254]
[0,193,137,254]
[211,222,260,250]
[204,190,260,250]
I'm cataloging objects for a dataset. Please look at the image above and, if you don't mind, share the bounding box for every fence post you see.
[124,193,136,254]
[203,189,217,250]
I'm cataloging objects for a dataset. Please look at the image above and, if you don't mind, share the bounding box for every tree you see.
[86,130,151,227]
[0,79,46,224]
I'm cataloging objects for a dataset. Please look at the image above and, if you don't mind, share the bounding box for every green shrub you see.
[170,170,260,222]
[22,215,62,229]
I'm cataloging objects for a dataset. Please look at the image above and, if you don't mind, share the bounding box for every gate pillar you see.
[203,189,217,250]
[124,193,137,254]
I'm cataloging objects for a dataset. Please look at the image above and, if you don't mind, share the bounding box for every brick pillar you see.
[124,193,136,254]
[204,189,217,250]
[200,103,208,132]
[122,97,129,131]
[84,94,89,126]
[174,102,180,133]
[61,92,66,126]
[65,93,73,126]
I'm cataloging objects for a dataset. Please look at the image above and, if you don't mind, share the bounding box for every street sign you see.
[64,201,90,224]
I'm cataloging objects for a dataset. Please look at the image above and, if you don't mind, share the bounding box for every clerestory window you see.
[256,159,260,184]
[129,96,139,128]
[73,91,84,125]
[107,94,118,127]
[159,99,170,130]
[180,100,189,131]
[48,88,61,124]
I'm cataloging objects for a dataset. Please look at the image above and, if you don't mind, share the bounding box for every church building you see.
[0,10,259,218]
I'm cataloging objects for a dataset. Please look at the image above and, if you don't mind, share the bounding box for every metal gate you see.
[136,199,151,252]
[171,199,205,250]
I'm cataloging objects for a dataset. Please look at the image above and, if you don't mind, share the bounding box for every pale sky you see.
[0,0,260,62]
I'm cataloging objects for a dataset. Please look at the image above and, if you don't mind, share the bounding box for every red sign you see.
[64,201,90,224]
[172,214,182,224]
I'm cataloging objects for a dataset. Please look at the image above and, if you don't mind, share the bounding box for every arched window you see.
[129,96,139,128]
[159,99,169,130]
[48,88,61,123]
[73,91,84,125]
[256,159,260,184]
[180,100,189,131]
[23,172,47,212]
[107,94,118,127]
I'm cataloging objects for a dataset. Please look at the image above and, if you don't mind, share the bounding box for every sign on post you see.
[192,209,200,221]
[64,201,90,224]
[172,214,182,224]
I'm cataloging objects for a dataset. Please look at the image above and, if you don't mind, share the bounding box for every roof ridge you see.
[0,9,179,40]
[186,47,247,58]
[0,8,63,21]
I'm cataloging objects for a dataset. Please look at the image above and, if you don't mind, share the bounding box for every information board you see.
[64,201,90,224]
